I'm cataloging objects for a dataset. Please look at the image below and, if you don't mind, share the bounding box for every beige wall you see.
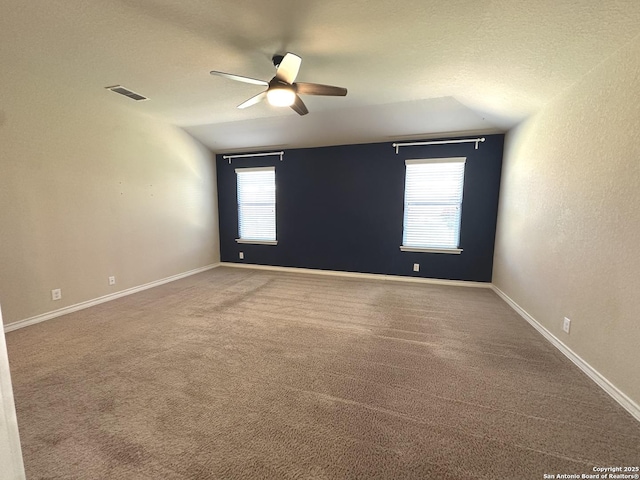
[0,66,220,325]
[494,36,640,405]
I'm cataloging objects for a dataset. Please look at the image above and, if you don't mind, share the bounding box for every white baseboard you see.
[491,285,640,423]
[3,264,221,333]
[219,262,491,288]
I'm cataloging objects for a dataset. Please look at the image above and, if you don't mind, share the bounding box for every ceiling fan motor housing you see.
[269,77,293,89]
[272,54,285,68]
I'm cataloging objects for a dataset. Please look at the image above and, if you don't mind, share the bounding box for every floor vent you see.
[105,85,148,101]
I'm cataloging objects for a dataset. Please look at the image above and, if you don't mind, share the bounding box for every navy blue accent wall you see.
[217,134,504,282]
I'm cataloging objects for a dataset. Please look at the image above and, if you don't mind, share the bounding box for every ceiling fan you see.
[210,53,347,116]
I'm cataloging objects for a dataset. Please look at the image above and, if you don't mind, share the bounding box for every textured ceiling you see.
[1,0,640,152]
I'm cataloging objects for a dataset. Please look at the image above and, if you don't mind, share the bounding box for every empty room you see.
[1,1,639,479]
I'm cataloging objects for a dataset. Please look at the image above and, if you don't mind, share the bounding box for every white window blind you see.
[401,158,466,252]
[236,167,276,244]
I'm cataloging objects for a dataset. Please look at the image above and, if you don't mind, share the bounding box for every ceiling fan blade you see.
[237,91,267,109]
[210,71,268,86]
[275,53,302,84]
[295,82,347,97]
[290,95,309,116]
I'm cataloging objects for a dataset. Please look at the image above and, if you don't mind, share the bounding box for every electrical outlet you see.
[413,263,420,272]
[239,252,244,259]
[108,276,116,286]
[563,317,571,334]
[51,288,62,301]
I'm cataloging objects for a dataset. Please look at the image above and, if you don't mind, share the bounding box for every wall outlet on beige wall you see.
[563,317,571,334]
[51,289,62,301]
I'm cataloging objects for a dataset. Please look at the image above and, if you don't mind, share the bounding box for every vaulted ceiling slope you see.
[2,0,639,152]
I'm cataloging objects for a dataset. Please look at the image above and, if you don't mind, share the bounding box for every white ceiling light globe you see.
[267,88,296,107]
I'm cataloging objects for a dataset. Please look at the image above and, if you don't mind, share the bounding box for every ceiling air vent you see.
[105,85,148,101]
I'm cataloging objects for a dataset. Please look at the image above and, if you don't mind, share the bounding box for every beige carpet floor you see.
[6,267,640,479]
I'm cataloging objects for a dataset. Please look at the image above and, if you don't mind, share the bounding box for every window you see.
[400,157,466,254]
[235,166,277,245]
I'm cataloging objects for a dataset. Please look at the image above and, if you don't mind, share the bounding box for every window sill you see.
[235,239,278,246]
[400,246,462,254]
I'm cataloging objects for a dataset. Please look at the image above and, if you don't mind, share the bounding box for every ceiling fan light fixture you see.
[267,87,296,107]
